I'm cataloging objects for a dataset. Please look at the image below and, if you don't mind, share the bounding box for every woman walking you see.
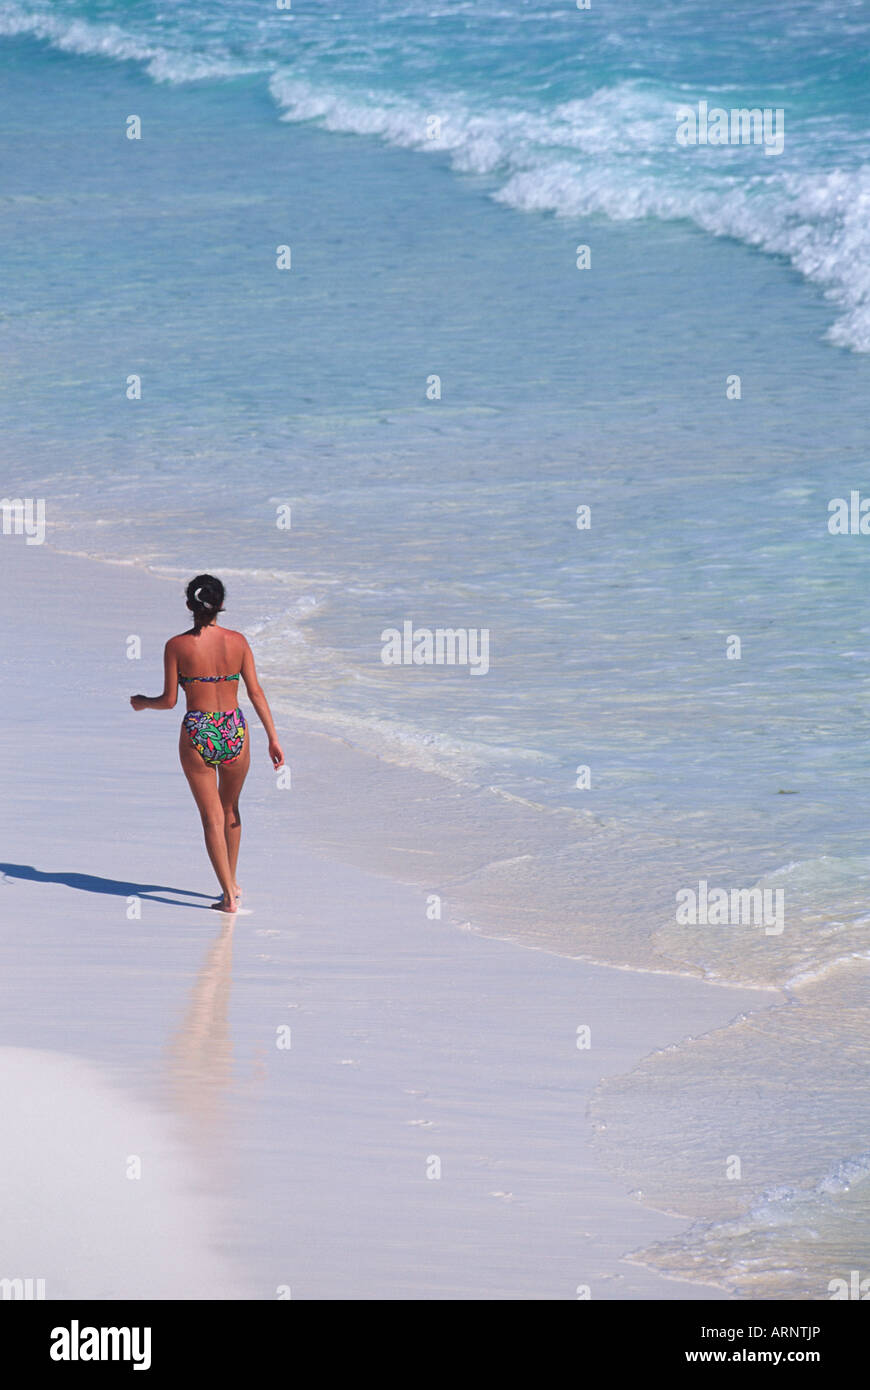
[130,575,284,913]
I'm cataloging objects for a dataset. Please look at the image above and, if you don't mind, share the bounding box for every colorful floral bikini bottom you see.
[183,708,247,766]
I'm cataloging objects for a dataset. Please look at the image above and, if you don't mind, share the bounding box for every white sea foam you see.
[269,73,870,352]
[0,3,258,82]
[3,0,868,349]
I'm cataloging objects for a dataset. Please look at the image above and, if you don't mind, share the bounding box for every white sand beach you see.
[0,540,772,1299]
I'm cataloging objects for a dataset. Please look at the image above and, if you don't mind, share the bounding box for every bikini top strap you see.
[178,672,241,684]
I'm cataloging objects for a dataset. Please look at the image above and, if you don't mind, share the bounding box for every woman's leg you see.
[179,726,238,909]
[217,734,250,893]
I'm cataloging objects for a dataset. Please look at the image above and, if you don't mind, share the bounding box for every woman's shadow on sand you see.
[0,863,214,909]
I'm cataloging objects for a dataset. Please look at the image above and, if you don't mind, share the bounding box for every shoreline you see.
[0,538,779,1299]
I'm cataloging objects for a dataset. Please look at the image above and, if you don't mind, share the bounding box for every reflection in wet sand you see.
[162,919,235,1145]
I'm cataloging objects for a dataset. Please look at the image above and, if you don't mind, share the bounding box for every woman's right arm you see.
[241,640,284,768]
[130,639,179,711]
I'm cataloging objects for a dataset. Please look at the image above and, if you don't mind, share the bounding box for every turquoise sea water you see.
[2,0,870,1297]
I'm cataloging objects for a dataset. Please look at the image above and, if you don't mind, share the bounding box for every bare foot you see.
[210,894,239,913]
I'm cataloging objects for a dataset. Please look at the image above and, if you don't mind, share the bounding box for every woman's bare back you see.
[171,626,249,712]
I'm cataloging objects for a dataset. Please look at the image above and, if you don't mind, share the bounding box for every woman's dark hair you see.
[186,574,225,631]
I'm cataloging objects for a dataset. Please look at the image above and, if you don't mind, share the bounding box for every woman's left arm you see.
[130,640,179,711]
